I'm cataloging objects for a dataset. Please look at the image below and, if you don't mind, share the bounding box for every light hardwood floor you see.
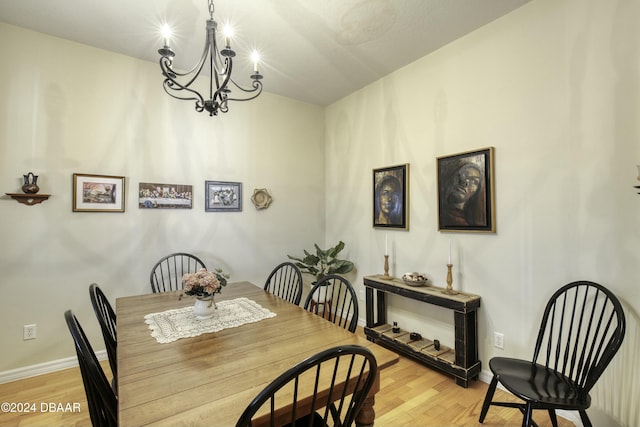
[0,335,575,427]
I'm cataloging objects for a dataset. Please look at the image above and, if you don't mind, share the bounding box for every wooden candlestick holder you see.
[442,263,458,295]
[382,255,391,279]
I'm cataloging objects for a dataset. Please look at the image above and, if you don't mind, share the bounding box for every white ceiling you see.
[0,0,531,106]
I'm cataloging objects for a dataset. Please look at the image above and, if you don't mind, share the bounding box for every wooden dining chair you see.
[149,252,206,293]
[89,283,117,391]
[64,310,117,427]
[236,345,377,427]
[264,262,303,305]
[479,281,626,427]
[303,274,359,333]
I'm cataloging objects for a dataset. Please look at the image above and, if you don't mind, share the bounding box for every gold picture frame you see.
[437,147,495,232]
[72,173,125,212]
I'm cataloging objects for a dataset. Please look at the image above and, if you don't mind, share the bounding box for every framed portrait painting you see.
[437,147,495,232]
[205,181,242,212]
[373,164,409,229]
[73,173,125,212]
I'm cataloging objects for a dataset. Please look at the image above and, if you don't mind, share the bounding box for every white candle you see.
[385,233,388,256]
[448,239,451,264]
[251,51,260,73]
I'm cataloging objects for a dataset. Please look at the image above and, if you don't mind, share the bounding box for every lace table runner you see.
[144,297,277,343]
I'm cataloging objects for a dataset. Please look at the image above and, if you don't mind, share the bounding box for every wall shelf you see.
[5,193,50,206]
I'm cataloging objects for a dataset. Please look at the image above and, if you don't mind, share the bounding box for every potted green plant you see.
[287,241,354,285]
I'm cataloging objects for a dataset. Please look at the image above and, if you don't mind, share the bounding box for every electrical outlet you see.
[359,289,365,300]
[494,332,504,349]
[23,324,37,340]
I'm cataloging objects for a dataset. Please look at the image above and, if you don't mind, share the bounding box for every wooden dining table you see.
[116,281,399,426]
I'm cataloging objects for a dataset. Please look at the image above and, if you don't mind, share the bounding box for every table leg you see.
[356,395,375,427]
[356,368,380,427]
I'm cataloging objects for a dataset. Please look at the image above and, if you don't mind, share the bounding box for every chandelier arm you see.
[223,79,263,102]
[217,57,233,91]
[159,29,209,81]
[160,53,208,93]
[164,52,207,79]
[162,80,205,103]
[207,21,221,101]
[162,80,206,113]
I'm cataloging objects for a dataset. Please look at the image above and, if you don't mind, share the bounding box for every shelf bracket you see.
[5,193,51,206]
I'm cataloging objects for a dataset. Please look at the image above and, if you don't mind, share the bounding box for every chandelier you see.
[157,0,263,116]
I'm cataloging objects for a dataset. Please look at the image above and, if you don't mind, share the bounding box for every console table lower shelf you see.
[364,323,481,387]
[363,274,482,388]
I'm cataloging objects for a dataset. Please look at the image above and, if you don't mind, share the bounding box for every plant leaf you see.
[331,259,354,274]
[328,241,345,258]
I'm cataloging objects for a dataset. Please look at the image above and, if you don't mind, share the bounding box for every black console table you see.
[363,274,481,387]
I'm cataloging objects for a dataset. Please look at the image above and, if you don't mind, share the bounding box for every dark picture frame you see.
[373,164,409,229]
[437,147,495,232]
[138,182,193,209]
[205,181,242,212]
[72,173,125,212]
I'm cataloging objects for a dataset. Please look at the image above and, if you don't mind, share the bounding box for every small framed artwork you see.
[138,182,193,209]
[73,173,125,212]
[373,164,409,229]
[205,181,242,212]
[437,147,495,232]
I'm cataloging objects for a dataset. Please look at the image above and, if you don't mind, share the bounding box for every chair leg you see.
[548,409,558,427]
[522,403,533,427]
[478,375,498,423]
[579,410,592,427]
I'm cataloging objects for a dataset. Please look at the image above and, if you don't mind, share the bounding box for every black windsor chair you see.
[236,345,378,427]
[478,280,626,427]
[89,284,117,392]
[303,274,359,333]
[149,252,206,293]
[264,262,304,305]
[64,310,118,427]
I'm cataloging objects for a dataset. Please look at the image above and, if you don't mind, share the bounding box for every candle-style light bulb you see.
[223,25,233,48]
[251,51,260,73]
[160,23,172,47]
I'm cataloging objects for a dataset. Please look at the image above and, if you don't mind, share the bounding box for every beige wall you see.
[325,0,639,425]
[0,23,325,370]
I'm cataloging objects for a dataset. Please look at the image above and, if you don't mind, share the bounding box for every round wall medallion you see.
[251,188,273,210]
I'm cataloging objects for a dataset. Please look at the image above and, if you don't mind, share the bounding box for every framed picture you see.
[138,182,193,209]
[437,147,495,232]
[73,173,125,212]
[205,181,242,212]
[373,164,409,229]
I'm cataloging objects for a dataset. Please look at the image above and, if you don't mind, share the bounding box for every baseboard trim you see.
[0,350,107,384]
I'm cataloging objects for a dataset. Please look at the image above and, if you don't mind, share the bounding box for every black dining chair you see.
[149,252,206,293]
[303,274,359,333]
[264,262,303,305]
[479,281,626,427]
[89,283,117,391]
[64,310,118,427]
[236,345,377,427]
